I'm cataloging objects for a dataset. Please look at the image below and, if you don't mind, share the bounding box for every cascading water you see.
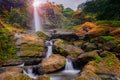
[33,0,43,32]
[45,40,53,58]
[65,58,74,70]
[23,68,38,79]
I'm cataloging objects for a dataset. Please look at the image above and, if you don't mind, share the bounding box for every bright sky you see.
[40,0,87,10]
[48,0,87,10]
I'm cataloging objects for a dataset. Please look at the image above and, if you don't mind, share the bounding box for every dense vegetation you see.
[0,22,17,60]
[83,0,120,20]
[0,0,29,28]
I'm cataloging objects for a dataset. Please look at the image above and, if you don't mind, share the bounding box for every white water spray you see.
[33,0,43,32]
[65,58,74,70]
[45,40,53,58]
[23,68,38,79]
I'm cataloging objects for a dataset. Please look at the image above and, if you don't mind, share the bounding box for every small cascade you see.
[65,58,74,70]
[23,68,38,79]
[45,40,53,58]
[18,63,25,67]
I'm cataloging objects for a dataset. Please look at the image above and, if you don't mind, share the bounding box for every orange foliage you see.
[75,22,97,37]
[75,22,115,37]
[111,28,120,37]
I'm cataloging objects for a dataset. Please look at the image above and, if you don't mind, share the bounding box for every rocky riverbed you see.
[0,22,120,80]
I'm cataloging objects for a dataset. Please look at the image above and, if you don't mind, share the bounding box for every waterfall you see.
[23,68,38,79]
[65,58,74,70]
[34,1,43,32]
[45,40,53,58]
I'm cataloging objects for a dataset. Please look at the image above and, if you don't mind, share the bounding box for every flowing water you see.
[65,58,74,70]
[23,68,38,79]
[45,40,53,58]
[34,2,43,32]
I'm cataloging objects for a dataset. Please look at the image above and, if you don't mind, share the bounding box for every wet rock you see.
[0,72,32,80]
[0,67,23,74]
[36,31,49,40]
[3,58,42,66]
[100,51,112,57]
[5,67,23,73]
[53,39,84,58]
[75,70,102,80]
[78,50,101,63]
[103,41,118,51]
[73,41,84,47]
[40,54,66,73]
[20,44,45,57]
[76,54,120,80]
[81,42,96,52]
[37,75,50,80]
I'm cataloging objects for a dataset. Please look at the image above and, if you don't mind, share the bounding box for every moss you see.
[101,36,115,41]
[36,31,49,40]
[92,55,101,63]
[117,44,120,47]
[21,45,45,52]
[0,24,18,61]
[105,54,116,66]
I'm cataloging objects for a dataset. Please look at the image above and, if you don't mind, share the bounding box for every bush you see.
[0,26,18,60]
[7,9,29,28]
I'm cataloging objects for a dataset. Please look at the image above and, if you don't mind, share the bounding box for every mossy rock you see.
[36,31,49,40]
[20,44,45,57]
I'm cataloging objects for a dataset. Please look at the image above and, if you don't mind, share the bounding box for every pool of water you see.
[49,70,80,80]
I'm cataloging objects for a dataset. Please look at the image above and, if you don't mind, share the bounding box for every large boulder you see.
[17,34,45,57]
[53,39,84,58]
[40,54,66,73]
[76,53,120,80]
[0,72,32,80]
[78,50,101,63]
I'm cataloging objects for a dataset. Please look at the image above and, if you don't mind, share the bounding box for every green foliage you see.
[62,8,74,18]
[83,0,120,20]
[95,20,120,27]
[101,36,115,41]
[7,9,29,28]
[0,26,18,61]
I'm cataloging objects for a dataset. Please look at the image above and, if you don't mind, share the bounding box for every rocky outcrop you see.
[76,53,120,80]
[40,54,66,73]
[53,39,84,58]
[15,34,45,57]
